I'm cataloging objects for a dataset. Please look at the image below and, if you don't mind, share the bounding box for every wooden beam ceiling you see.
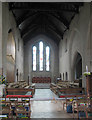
[9,2,84,44]
[9,2,83,13]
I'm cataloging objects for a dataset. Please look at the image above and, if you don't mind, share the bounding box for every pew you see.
[50,81,80,96]
[1,97,31,119]
[72,94,92,119]
[63,94,86,112]
[5,88,35,97]
[58,87,85,98]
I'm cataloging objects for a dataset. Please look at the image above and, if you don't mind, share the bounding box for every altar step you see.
[34,83,50,89]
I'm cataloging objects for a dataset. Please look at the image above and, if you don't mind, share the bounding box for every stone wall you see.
[59,3,90,88]
[2,3,24,82]
[24,35,59,84]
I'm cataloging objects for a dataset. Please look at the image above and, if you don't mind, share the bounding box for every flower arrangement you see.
[83,65,91,76]
[83,72,91,76]
[0,74,7,85]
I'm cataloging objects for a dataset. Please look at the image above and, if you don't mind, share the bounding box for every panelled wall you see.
[2,3,24,82]
[59,3,90,89]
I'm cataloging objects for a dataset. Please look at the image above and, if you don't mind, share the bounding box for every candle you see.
[86,65,88,72]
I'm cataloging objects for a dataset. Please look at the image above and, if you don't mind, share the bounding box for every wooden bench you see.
[6,95,32,98]
[14,100,31,118]
[6,88,35,97]
[72,95,92,119]
[80,96,92,119]
[1,100,12,118]
[50,81,80,96]
[1,97,31,119]
[63,94,86,111]
[58,87,84,98]
[50,83,57,94]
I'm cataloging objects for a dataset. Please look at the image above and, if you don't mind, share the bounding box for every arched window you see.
[32,41,50,71]
[33,46,37,71]
[66,72,68,80]
[63,73,64,80]
[39,41,43,71]
[46,46,50,71]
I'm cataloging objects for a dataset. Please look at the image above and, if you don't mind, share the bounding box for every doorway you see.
[74,53,82,80]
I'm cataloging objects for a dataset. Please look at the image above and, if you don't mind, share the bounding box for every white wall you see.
[59,3,90,88]
[2,3,24,81]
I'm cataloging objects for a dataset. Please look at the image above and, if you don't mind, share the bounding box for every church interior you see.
[0,2,92,119]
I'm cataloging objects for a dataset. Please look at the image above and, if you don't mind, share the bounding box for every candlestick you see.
[86,65,88,72]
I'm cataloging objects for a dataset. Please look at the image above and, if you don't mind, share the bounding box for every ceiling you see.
[9,2,83,44]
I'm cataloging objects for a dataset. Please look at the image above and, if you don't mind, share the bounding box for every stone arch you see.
[71,51,82,82]
[68,27,82,81]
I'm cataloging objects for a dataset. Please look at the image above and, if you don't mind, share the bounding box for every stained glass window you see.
[39,41,43,71]
[33,46,36,71]
[46,46,50,71]
[32,41,50,71]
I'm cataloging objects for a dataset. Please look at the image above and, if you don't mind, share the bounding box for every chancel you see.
[0,1,92,119]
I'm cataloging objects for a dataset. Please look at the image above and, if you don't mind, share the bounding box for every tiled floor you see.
[31,89,73,118]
